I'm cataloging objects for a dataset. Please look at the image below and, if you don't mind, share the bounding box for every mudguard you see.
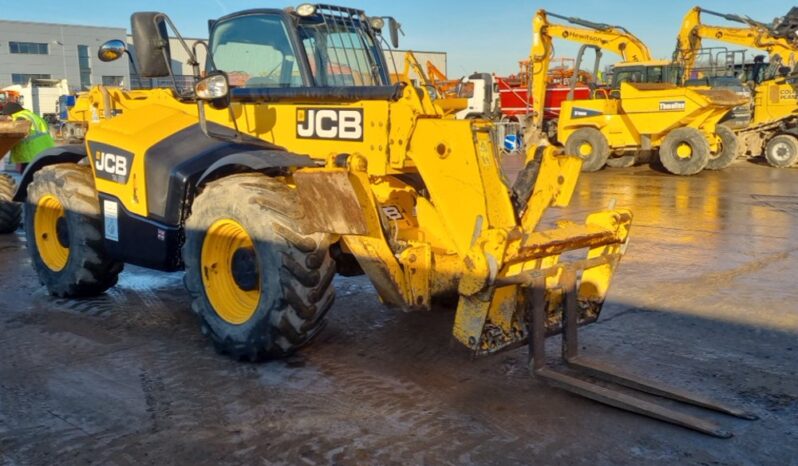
[196,150,320,187]
[13,145,86,202]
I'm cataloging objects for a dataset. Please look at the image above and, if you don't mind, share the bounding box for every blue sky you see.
[1,0,793,75]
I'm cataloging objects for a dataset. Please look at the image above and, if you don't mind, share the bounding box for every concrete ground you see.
[0,159,796,465]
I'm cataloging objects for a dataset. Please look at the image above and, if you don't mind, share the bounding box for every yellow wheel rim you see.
[201,219,261,325]
[676,143,693,159]
[578,142,593,157]
[34,195,69,272]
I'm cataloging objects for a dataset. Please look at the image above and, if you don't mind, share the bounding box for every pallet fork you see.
[523,270,757,438]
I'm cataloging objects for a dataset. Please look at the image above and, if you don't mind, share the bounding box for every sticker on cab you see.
[103,200,119,241]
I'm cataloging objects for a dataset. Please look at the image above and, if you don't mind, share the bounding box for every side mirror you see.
[388,18,401,49]
[98,40,127,62]
[195,72,230,109]
[131,12,172,78]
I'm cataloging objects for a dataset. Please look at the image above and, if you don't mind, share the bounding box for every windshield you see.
[209,12,387,88]
[612,64,682,88]
[210,14,303,88]
[298,18,386,86]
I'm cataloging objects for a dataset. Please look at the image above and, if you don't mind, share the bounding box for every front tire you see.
[564,127,610,172]
[24,164,123,297]
[183,174,336,361]
[764,134,798,168]
[658,128,710,176]
[0,173,21,234]
[706,125,739,170]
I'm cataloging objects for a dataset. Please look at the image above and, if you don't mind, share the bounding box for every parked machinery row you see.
[429,6,798,175]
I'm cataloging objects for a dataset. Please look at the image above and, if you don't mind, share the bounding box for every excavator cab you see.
[772,7,798,43]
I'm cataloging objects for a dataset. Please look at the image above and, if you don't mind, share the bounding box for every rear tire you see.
[24,164,123,297]
[0,173,21,234]
[764,134,798,168]
[706,125,739,170]
[183,174,336,361]
[606,154,636,168]
[564,127,610,172]
[658,128,710,176]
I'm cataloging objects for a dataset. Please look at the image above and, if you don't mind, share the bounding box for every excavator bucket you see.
[0,118,30,156]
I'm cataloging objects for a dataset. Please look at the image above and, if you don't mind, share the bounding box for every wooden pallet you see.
[0,118,31,155]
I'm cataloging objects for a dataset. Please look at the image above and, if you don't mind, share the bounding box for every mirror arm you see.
[153,13,204,96]
[191,41,211,80]
[196,99,260,147]
[124,50,140,80]
[197,100,210,137]
[156,14,201,72]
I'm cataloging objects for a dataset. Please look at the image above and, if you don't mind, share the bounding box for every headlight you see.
[195,74,229,100]
[296,3,317,17]
[369,17,385,30]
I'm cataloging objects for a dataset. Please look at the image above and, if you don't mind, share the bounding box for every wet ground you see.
[1,158,797,465]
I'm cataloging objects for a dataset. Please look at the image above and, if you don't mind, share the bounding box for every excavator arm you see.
[425,60,460,96]
[528,10,652,138]
[675,7,798,78]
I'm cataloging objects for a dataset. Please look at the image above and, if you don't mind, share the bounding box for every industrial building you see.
[0,19,447,92]
[0,20,130,91]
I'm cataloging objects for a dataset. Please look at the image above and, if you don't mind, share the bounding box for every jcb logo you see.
[95,151,128,177]
[297,108,364,141]
[88,142,134,184]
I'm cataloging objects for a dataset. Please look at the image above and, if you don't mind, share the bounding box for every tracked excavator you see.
[674,6,798,167]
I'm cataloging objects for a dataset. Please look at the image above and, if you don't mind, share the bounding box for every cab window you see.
[210,14,303,88]
[298,20,383,86]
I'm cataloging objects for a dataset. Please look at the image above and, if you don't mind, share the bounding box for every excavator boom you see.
[675,7,798,78]
[529,10,652,132]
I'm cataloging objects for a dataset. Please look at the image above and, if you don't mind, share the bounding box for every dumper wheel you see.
[706,125,739,170]
[24,164,123,297]
[0,173,21,234]
[183,173,336,361]
[764,134,798,168]
[658,128,710,176]
[564,128,610,172]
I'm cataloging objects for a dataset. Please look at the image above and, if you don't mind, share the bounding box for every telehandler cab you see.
[14,4,754,436]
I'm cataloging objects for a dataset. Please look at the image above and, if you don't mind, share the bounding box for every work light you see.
[296,4,317,17]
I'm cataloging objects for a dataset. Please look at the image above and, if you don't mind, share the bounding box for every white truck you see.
[2,79,69,122]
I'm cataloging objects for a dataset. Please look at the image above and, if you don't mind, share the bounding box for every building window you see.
[9,41,48,55]
[102,76,124,86]
[11,73,51,85]
[78,45,92,90]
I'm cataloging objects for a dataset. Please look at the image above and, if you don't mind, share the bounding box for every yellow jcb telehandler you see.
[14,4,754,436]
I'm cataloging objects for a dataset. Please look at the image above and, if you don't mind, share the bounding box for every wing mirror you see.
[98,40,127,62]
[389,17,402,49]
